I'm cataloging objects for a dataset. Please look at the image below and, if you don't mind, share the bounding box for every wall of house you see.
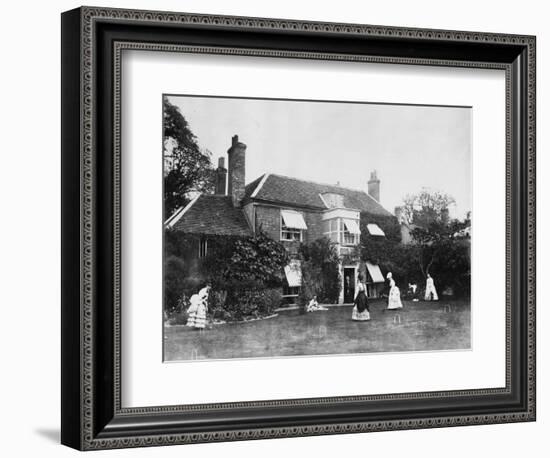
[303,211,324,242]
[242,202,255,234]
[254,203,325,248]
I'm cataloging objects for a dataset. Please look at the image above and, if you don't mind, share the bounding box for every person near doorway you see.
[352,275,370,321]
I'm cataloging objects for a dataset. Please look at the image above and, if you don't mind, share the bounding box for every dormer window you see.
[280,209,307,242]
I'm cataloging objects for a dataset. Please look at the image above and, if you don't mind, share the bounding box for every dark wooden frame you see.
[61,6,536,450]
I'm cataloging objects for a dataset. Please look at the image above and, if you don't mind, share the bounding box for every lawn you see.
[163,298,470,362]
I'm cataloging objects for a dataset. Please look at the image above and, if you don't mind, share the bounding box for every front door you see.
[343,268,356,303]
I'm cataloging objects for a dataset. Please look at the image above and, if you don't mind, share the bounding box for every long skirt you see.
[352,291,370,321]
[387,286,403,309]
[187,304,207,329]
[424,285,439,301]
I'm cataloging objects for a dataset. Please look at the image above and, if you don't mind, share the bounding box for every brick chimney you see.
[368,170,380,202]
[215,157,227,195]
[227,135,246,207]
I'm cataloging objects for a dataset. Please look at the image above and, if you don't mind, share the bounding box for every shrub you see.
[211,284,282,321]
[261,288,283,314]
[297,260,323,313]
[163,255,188,312]
[299,238,341,304]
[164,229,289,322]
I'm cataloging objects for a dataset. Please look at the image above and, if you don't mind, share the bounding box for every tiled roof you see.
[244,173,393,216]
[171,195,252,236]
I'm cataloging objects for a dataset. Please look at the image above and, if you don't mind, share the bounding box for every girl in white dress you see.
[386,272,403,310]
[424,274,439,301]
[186,294,201,328]
[187,285,210,330]
[306,296,328,312]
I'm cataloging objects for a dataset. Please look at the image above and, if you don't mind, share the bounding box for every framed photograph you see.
[61,6,536,450]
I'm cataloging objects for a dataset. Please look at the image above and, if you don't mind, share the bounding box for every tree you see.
[402,188,456,227]
[401,189,471,296]
[163,96,215,216]
[410,215,470,278]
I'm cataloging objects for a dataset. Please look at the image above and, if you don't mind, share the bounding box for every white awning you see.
[343,219,361,235]
[367,223,385,236]
[281,210,308,230]
[284,260,302,287]
[366,262,385,283]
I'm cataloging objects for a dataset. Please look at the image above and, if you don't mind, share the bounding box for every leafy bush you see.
[425,239,471,298]
[163,255,189,312]
[297,260,322,313]
[299,238,341,304]
[164,229,289,321]
[211,283,282,321]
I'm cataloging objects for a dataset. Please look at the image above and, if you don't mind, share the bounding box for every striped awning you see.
[343,219,361,235]
[366,262,385,283]
[367,223,385,236]
[281,210,308,230]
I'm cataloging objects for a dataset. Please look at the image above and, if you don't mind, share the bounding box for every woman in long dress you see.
[186,294,201,328]
[187,284,210,330]
[386,272,403,310]
[352,275,370,321]
[424,274,439,301]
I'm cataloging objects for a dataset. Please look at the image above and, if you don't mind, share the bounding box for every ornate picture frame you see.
[61,6,536,450]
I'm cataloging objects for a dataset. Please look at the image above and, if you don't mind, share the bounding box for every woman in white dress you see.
[186,294,201,328]
[187,284,210,330]
[424,274,439,301]
[386,272,403,310]
[352,275,370,321]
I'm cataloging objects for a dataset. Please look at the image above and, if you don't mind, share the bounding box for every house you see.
[166,135,394,304]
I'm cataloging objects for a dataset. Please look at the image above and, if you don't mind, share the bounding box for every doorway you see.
[343,268,356,303]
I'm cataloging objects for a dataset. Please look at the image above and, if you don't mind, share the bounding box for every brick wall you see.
[242,202,255,234]
[303,211,324,243]
[254,205,280,240]
[254,204,326,255]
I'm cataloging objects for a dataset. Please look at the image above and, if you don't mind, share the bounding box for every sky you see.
[167,95,472,219]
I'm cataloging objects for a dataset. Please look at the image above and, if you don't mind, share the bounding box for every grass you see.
[163,298,470,362]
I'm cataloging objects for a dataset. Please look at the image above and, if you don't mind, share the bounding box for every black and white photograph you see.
[162,95,472,362]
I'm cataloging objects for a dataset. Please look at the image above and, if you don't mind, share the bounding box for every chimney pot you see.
[215,156,227,195]
[227,136,247,206]
[368,170,381,202]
